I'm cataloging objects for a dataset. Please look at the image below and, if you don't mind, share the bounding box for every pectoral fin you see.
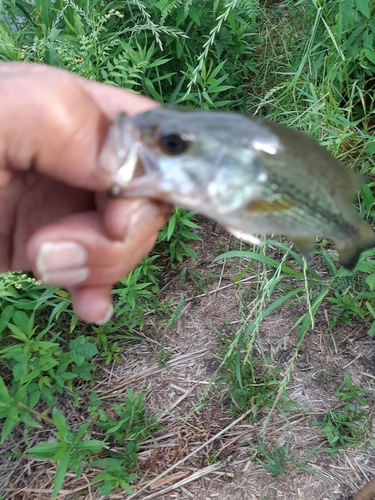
[288,236,316,265]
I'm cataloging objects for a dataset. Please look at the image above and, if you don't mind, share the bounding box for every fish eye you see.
[159,134,188,155]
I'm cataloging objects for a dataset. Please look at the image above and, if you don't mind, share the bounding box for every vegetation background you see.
[0,0,375,498]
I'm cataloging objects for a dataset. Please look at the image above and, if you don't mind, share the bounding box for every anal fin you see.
[287,236,316,265]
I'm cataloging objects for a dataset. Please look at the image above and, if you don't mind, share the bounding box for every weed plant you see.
[313,372,374,458]
[1,0,375,496]
[27,389,161,498]
[157,208,201,262]
[217,329,291,420]
[248,436,322,481]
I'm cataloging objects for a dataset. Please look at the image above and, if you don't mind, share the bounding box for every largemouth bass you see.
[101,108,375,270]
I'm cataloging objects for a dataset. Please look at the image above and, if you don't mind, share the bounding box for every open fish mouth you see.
[100,113,162,197]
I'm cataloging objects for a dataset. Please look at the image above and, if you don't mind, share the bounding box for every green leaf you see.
[365,268,375,289]
[4,284,19,298]
[29,390,41,409]
[361,183,374,212]
[148,58,171,68]
[1,416,18,444]
[167,213,176,240]
[364,47,375,65]
[356,0,371,18]
[0,376,10,404]
[99,479,116,496]
[144,78,163,102]
[70,352,84,366]
[59,372,77,381]
[181,218,200,229]
[54,444,70,461]
[80,342,98,359]
[0,305,14,334]
[21,369,41,384]
[69,336,98,366]
[214,250,302,277]
[74,421,90,441]
[365,141,375,154]
[368,321,375,336]
[69,336,84,352]
[122,481,134,495]
[48,299,70,325]
[75,439,104,451]
[7,323,27,341]
[52,450,70,499]
[188,5,201,26]
[70,314,78,333]
[29,442,64,459]
[13,310,33,333]
[53,408,72,441]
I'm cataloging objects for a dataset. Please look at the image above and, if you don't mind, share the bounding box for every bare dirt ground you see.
[1,217,375,499]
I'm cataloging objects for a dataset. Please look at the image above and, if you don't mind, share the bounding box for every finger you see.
[0,63,158,191]
[67,285,114,324]
[26,203,168,286]
[0,63,110,190]
[103,197,171,241]
[76,77,159,119]
[7,176,94,271]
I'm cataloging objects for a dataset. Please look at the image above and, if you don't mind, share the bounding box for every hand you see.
[0,63,169,323]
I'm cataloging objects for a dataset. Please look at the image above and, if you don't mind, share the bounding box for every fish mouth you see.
[100,113,162,197]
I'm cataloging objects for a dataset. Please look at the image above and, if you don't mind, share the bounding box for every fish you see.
[100,107,375,270]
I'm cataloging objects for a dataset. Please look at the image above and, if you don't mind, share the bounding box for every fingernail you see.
[95,303,114,325]
[36,241,90,285]
[124,202,159,243]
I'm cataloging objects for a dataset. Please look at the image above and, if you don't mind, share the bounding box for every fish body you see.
[101,108,375,270]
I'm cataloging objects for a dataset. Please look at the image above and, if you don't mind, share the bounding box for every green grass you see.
[1,0,375,496]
